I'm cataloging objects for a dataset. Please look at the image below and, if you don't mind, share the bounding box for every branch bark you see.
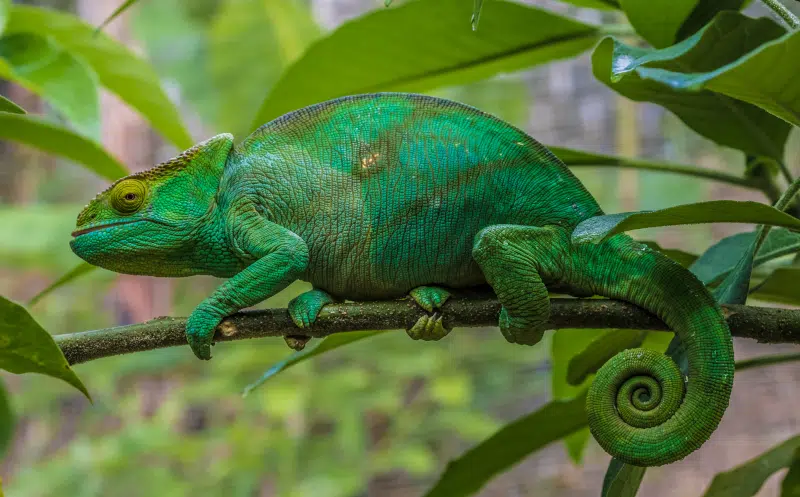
[55,297,800,365]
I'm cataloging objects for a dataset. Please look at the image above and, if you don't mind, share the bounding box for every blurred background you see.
[1,0,799,496]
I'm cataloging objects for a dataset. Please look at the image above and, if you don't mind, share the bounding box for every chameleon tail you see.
[569,233,734,466]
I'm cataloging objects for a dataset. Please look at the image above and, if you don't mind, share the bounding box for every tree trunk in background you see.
[76,0,173,325]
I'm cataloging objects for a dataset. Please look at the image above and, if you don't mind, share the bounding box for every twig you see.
[761,0,800,29]
[55,297,800,365]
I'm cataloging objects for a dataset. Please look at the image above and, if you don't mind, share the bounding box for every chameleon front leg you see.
[472,225,567,346]
[407,286,452,341]
[186,222,309,360]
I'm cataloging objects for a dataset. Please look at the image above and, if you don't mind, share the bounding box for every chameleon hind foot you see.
[473,225,567,347]
[406,286,452,341]
[288,288,336,328]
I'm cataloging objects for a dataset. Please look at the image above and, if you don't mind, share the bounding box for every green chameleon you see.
[71,93,733,467]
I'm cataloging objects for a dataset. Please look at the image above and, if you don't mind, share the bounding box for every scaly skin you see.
[70,92,733,466]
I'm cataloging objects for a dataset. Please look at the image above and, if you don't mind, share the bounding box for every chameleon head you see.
[70,133,234,277]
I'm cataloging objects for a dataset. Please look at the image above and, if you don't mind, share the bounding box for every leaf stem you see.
[735,352,800,371]
[761,0,800,29]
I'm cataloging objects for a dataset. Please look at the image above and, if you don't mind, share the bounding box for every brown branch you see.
[55,297,800,365]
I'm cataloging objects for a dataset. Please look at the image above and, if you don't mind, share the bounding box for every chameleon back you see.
[225,93,602,298]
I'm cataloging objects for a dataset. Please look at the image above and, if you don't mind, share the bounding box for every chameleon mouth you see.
[71,219,143,237]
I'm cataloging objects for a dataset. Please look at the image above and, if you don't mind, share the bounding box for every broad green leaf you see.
[551,146,754,188]
[0,379,13,459]
[702,436,800,497]
[566,329,646,386]
[27,262,96,307]
[610,12,800,128]
[98,0,141,30]
[0,112,126,180]
[5,5,192,149]
[0,95,23,113]
[781,448,800,497]
[0,33,99,138]
[243,330,389,396]
[552,329,597,464]
[619,0,699,48]
[0,296,89,399]
[602,458,646,497]
[690,228,800,285]
[592,38,789,161]
[676,0,749,42]
[253,0,599,127]
[210,0,319,137]
[572,201,800,244]
[422,393,588,497]
[750,267,800,305]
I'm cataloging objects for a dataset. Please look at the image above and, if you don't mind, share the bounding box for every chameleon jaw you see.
[71,219,143,237]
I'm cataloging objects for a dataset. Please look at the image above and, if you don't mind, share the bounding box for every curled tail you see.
[569,233,734,466]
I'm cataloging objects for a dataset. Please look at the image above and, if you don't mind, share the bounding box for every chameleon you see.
[70,92,733,467]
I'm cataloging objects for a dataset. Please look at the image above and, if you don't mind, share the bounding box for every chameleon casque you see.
[70,93,733,467]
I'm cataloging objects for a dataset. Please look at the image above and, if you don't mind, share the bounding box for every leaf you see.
[592,37,790,161]
[602,458,646,497]
[781,448,800,497]
[676,0,748,42]
[572,200,800,245]
[556,0,619,9]
[551,146,753,188]
[0,379,13,459]
[27,262,96,307]
[750,267,800,305]
[242,330,389,396]
[701,435,800,497]
[98,0,141,30]
[0,296,89,399]
[422,393,588,497]
[0,112,126,180]
[552,329,598,463]
[619,0,699,48]
[610,12,800,128]
[0,0,8,36]
[690,228,800,285]
[5,5,192,149]
[0,33,99,138]
[0,95,23,114]
[567,329,647,386]
[209,0,319,138]
[252,0,599,127]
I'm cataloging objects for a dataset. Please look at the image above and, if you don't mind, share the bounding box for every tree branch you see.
[55,297,800,365]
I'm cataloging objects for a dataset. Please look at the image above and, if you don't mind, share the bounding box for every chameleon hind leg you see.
[472,225,567,346]
[406,286,452,341]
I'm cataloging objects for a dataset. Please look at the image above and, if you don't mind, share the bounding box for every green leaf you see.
[422,393,588,497]
[552,329,598,464]
[0,112,126,180]
[243,330,389,396]
[551,146,754,188]
[572,201,800,245]
[252,0,599,127]
[5,5,192,149]
[98,0,141,30]
[750,267,800,305]
[0,295,89,399]
[611,12,800,128]
[566,329,646,386]
[27,262,96,307]
[0,0,8,36]
[592,37,790,161]
[702,436,800,497]
[602,458,646,497]
[619,0,699,48]
[676,0,748,42]
[0,379,13,459]
[690,228,800,285]
[0,95,24,113]
[0,33,99,138]
[781,448,800,497]
[209,0,319,138]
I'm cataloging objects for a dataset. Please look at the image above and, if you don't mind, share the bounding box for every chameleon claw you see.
[284,334,311,351]
[406,313,451,341]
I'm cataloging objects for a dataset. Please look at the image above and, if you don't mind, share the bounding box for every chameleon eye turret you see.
[110,179,147,214]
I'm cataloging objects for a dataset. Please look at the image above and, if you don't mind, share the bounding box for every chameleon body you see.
[70,93,733,466]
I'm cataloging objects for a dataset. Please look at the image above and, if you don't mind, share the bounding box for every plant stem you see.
[54,297,800,365]
[762,0,800,29]
[735,352,800,372]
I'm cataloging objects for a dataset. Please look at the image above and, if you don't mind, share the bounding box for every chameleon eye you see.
[110,179,147,214]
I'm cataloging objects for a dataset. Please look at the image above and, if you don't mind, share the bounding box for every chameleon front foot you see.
[498,307,545,346]
[185,307,223,360]
[288,288,336,328]
[406,286,452,341]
